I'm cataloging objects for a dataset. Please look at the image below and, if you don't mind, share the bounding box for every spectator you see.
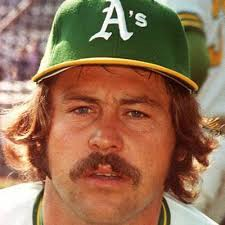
[26,40,41,77]
[14,47,29,80]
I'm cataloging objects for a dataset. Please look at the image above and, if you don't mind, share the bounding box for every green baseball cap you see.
[32,0,198,92]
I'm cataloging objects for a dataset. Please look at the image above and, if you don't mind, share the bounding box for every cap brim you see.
[33,57,198,92]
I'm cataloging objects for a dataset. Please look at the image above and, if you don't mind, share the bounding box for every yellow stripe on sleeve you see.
[181,21,204,30]
[178,13,204,31]
[178,13,202,22]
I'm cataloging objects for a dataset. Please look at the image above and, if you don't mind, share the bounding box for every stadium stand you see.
[0,0,62,82]
[0,0,62,182]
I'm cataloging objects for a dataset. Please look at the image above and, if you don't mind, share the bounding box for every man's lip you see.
[82,174,130,188]
[88,174,122,180]
[83,169,124,179]
[80,170,131,187]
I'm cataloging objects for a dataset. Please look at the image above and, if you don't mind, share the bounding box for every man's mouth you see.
[69,152,141,186]
[89,173,122,180]
[82,164,129,185]
[88,171,123,180]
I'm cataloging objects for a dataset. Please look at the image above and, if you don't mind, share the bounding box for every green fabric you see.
[185,30,209,87]
[158,197,171,225]
[33,0,197,91]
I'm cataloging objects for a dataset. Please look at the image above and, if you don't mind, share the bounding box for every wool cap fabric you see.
[32,0,198,92]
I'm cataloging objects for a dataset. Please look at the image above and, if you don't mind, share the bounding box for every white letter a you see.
[89,0,133,42]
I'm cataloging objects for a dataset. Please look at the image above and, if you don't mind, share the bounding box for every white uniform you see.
[0,183,42,225]
[0,182,218,225]
[156,0,225,223]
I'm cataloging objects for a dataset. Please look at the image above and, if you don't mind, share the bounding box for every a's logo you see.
[89,0,147,42]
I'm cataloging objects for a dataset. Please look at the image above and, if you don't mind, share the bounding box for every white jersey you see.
[0,182,42,225]
[0,182,218,225]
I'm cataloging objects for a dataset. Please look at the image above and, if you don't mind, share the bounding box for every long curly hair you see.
[1,67,215,203]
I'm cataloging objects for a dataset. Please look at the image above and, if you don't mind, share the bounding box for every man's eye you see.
[73,107,92,115]
[127,111,148,118]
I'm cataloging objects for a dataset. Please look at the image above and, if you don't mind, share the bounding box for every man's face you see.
[47,66,176,224]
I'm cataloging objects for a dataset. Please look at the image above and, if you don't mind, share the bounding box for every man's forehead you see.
[49,65,171,109]
[50,65,169,93]
[54,65,165,84]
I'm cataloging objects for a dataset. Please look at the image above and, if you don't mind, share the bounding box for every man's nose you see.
[88,121,123,153]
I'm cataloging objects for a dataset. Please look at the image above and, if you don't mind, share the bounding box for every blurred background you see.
[0,0,62,185]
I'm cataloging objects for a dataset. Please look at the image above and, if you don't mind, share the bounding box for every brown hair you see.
[1,69,215,203]
[1,80,52,181]
[164,80,215,203]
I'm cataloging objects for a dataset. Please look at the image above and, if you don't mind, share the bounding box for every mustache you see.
[69,152,141,186]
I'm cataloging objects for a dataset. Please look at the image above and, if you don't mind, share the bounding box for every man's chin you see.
[74,203,136,225]
[71,192,139,225]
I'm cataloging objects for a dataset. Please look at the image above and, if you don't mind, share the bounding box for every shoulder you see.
[165,194,218,225]
[0,182,43,225]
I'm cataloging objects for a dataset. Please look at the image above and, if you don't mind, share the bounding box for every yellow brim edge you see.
[32,57,198,91]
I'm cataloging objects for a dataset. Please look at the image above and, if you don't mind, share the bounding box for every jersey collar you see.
[33,191,170,225]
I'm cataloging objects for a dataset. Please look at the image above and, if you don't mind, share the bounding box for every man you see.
[0,0,218,224]
[156,1,225,223]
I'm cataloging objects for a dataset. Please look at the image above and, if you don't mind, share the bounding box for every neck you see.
[43,178,164,225]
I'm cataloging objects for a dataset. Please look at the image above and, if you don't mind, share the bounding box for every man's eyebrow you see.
[62,93,100,104]
[120,95,163,109]
[62,93,164,109]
